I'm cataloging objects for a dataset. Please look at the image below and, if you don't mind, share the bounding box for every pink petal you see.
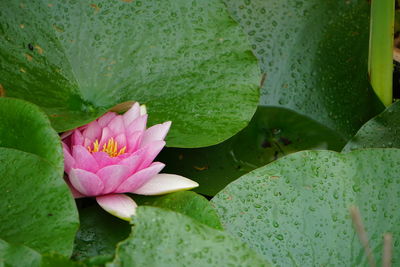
[62,134,72,148]
[77,124,89,131]
[119,154,141,174]
[92,151,119,168]
[63,143,75,173]
[61,130,73,140]
[99,127,113,148]
[122,102,140,126]
[140,121,171,148]
[115,133,127,149]
[72,145,99,172]
[98,112,117,127]
[133,173,199,195]
[126,115,148,136]
[64,177,85,198]
[62,141,71,154]
[84,138,93,149]
[72,130,84,146]
[126,131,143,153]
[115,162,165,193]
[136,140,166,171]
[97,165,130,194]
[69,168,104,197]
[108,116,125,135]
[96,194,137,221]
[82,121,102,143]
[115,153,131,160]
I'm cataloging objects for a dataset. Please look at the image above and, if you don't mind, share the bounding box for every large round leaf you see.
[0,148,79,256]
[343,101,400,152]
[0,0,260,147]
[212,149,400,266]
[0,239,41,267]
[72,205,130,262]
[108,206,270,267]
[0,98,63,170]
[134,191,223,229]
[41,253,86,267]
[0,239,85,267]
[158,106,345,196]
[74,192,224,262]
[225,0,383,140]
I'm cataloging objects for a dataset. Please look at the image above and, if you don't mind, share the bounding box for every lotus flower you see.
[62,103,198,220]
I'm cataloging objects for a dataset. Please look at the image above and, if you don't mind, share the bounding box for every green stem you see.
[368,0,395,106]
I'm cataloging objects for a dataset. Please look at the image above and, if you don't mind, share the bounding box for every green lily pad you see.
[0,239,85,267]
[0,0,260,148]
[225,0,384,140]
[41,253,86,267]
[133,191,223,229]
[343,101,400,152]
[0,98,63,170]
[72,205,130,261]
[0,148,79,256]
[108,206,270,267]
[0,239,42,266]
[83,255,114,267]
[212,149,400,266]
[158,106,345,196]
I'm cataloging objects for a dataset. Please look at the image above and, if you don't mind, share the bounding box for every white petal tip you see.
[96,194,137,221]
[140,104,147,115]
[133,173,199,196]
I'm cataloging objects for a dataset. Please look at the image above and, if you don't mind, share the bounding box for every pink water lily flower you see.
[62,103,198,221]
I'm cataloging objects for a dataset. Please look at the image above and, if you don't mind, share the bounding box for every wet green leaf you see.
[159,106,345,196]
[83,254,113,267]
[343,101,400,151]
[41,253,86,267]
[0,239,41,267]
[0,98,63,170]
[0,98,77,256]
[225,0,384,140]
[108,207,270,267]
[0,0,260,148]
[212,149,400,266]
[0,239,85,267]
[0,148,79,256]
[134,191,223,229]
[73,205,130,262]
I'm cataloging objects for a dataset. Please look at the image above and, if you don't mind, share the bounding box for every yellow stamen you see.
[87,138,126,157]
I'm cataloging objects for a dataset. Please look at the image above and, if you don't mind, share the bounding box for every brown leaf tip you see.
[0,84,6,97]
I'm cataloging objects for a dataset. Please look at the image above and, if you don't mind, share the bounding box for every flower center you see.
[87,138,126,157]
